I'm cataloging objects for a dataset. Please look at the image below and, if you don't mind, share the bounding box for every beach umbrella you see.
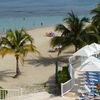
[89,43,100,54]
[82,56,100,66]
[80,62,100,71]
[73,45,96,57]
[80,56,100,71]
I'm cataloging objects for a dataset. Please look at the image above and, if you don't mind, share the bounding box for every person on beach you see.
[41,22,43,26]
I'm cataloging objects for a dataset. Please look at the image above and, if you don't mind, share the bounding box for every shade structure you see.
[82,56,100,66]
[73,45,96,57]
[80,56,100,71]
[89,43,100,54]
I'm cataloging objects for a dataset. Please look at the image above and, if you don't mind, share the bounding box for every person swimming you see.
[23,17,26,20]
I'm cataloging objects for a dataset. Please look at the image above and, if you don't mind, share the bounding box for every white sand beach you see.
[0,25,75,99]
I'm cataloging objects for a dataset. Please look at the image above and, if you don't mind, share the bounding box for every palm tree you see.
[0,29,39,78]
[91,3,100,27]
[51,11,98,55]
[81,17,89,22]
[85,24,100,42]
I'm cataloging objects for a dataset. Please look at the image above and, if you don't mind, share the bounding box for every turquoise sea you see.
[0,0,99,33]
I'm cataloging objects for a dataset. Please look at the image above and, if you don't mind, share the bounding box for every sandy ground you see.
[0,25,75,99]
[6,92,77,100]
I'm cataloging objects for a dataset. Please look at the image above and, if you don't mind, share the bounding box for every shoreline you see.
[0,15,64,33]
[27,24,57,31]
[0,24,58,35]
[0,14,92,34]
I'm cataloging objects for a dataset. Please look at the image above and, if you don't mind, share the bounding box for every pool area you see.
[78,71,100,100]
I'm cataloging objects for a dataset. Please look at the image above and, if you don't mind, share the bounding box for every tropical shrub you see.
[58,66,70,88]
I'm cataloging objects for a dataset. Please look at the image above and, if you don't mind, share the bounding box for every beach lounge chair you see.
[89,78,98,82]
[84,72,97,75]
[48,48,56,52]
[45,32,55,37]
[85,80,97,86]
[48,46,61,52]
[84,85,91,93]
[84,85,99,96]
[84,74,98,78]
[79,93,87,100]
[78,85,99,100]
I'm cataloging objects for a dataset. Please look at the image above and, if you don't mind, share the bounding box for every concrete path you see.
[6,92,76,100]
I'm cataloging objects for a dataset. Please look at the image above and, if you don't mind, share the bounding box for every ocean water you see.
[0,0,99,33]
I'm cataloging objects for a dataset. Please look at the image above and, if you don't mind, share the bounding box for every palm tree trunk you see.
[13,55,21,78]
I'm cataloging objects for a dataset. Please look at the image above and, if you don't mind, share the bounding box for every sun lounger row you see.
[84,71,100,75]
[78,71,100,99]
[78,85,100,100]
[48,46,62,52]
[45,32,55,37]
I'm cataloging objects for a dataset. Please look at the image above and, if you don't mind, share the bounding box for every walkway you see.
[6,92,76,100]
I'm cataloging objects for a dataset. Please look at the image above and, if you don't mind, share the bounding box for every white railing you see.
[61,78,75,96]
[0,88,23,100]
[61,64,75,96]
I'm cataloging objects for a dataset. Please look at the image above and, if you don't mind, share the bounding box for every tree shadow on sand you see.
[25,55,70,67]
[63,50,74,55]
[0,70,15,82]
[44,74,60,96]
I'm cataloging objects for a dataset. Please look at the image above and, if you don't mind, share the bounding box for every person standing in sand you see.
[41,22,43,26]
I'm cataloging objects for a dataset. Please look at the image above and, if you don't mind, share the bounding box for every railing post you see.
[61,83,63,97]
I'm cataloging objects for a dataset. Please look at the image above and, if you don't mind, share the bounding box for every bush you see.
[0,87,8,99]
[58,66,71,87]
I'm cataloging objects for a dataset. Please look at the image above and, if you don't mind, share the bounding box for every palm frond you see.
[50,36,62,47]
[57,43,72,56]
[23,44,40,55]
[0,28,39,62]
[81,17,89,22]
[91,3,100,14]
[55,24,70,36]
[91,3,100,26]
[0,47,14,57]
[55,24,68,31]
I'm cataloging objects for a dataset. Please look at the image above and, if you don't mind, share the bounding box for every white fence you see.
[0,88,23,100]
[61,56,81,96]
[61,64,75,96]
[61,78,75,96]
